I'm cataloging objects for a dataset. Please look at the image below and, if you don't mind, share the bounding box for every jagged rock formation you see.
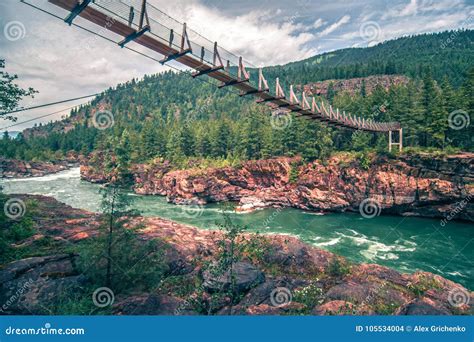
[81,152,474,221]
[0,154,79,178]
[301,75,410,97]
[0,195,471,315]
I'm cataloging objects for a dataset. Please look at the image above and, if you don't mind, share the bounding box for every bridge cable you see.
[20,1,241,96]
[1,93,101,116]
[0,102,90,132]
[4,1,242,133]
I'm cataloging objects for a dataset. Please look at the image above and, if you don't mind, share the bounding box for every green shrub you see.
[0,196,37,265]
[293,283,324,308]
[76,229,168,294]
[328,257,351,277]
[43,285,112,315]
[289,161,301,184]
[355,151,372,170]
[407,274,442,297]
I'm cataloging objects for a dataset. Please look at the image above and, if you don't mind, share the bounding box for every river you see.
[2,167,473,289]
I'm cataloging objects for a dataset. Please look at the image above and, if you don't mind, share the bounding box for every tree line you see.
[1,29,473,164]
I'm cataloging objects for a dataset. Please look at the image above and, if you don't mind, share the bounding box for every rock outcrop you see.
[81,152,474,221]
[0,154,79,178]
[0,195,472,316]
[0,254,87,314]
[203,262,265,293]
[302,75,410,97]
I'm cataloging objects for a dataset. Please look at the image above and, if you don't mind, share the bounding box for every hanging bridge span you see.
[21,0,403,151]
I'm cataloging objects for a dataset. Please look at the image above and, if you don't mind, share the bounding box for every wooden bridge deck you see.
[47,0,401,133]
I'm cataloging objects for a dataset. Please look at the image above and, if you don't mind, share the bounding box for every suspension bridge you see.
[21,0,403,151]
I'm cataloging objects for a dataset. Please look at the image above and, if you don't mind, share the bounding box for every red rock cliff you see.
[81,153,474,221]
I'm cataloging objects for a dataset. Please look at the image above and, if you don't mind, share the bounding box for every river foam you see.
[3,167,80,183]
[2,166,472,289]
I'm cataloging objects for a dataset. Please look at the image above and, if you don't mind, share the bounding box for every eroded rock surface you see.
[1,195,472,316]
[0,158,75,178]
[81,153,474,221]
[0,254,86,314]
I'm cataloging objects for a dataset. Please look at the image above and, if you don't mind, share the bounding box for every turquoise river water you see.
[2,167,473,289]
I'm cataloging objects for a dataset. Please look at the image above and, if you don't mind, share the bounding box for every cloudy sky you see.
[0,0,473,131]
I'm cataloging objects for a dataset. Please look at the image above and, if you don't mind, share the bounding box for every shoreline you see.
[0,157,79,179]
[81,152,474,222]
[3,165,473,224]
[0,194,472,315]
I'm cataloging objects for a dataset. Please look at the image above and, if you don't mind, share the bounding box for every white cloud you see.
[400,0,418,16]
[317,15,351,37]
[313,18,326,29]
[153,0,317,66]
[381,0,467,20]
[1,0,473,131]
[350,0,474,45]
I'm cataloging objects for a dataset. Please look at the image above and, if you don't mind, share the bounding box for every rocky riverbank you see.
[0,195,472,315]
[0,156,79,178]
[81,152,474,221]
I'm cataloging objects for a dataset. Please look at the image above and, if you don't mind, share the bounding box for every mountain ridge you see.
[2,29,473,162]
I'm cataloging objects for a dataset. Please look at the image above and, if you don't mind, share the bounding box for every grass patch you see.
[327,257,351,278]
[407,274,442,297]
[42,284,112,315]
[158,275,198,298]
[293,282,324,309]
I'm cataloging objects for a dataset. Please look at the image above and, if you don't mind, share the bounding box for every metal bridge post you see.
[128,6,135,27]
[389,130,393,152]
[399,128,403,152]
[290,85,299,105]
[118,0,150,48]
[138,0,147,30]
[388,129,403,152]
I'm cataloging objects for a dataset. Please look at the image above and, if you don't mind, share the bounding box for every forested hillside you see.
[263,30,474,86]
[1,30,473,164]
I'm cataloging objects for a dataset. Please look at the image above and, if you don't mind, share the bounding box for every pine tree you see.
[140,121,158,161]
[422,72,446,147]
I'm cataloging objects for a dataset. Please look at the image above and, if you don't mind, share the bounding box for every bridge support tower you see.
[388,128,403,152]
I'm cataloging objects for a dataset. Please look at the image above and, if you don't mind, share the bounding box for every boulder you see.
[312,300,357,315]
[203,262,265,294]
[0,157,71,178]
[395,298,451,315]
[113,294,196,315]
[325,282,375,304]
[0,254,87,314]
